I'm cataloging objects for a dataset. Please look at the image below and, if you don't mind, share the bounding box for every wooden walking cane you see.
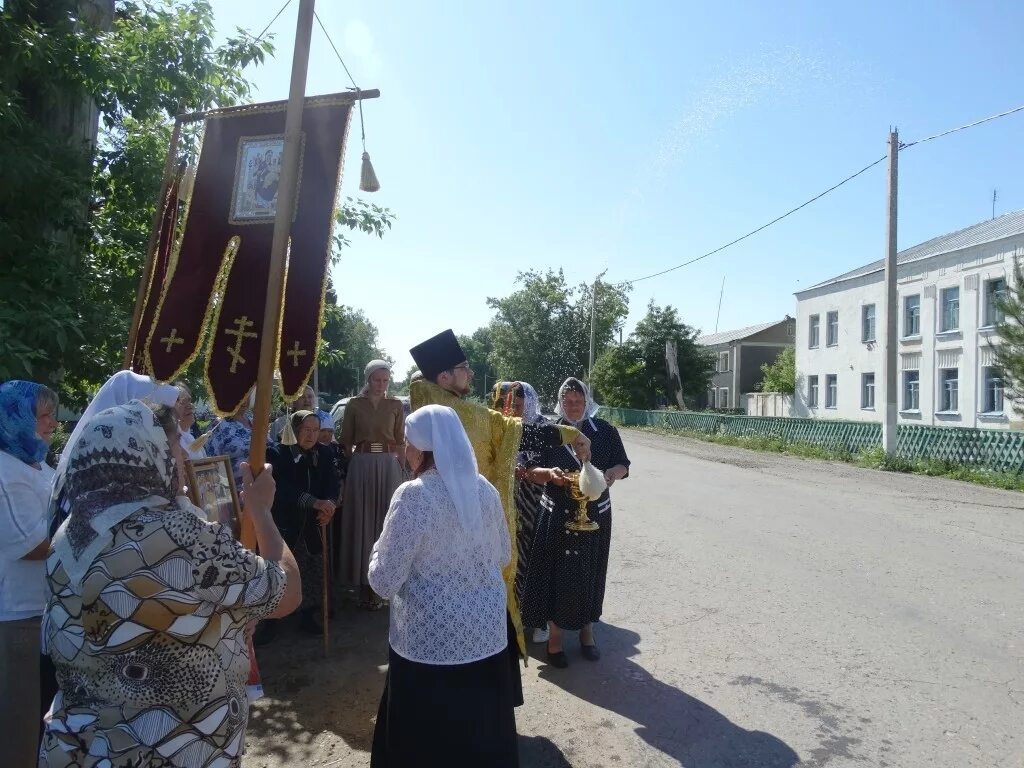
[320,521,329,656]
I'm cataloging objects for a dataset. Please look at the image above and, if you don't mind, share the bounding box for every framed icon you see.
[228,134,304,225]
[186,455,241,531]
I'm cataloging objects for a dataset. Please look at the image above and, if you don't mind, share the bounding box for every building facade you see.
[793,211,1024,429]
[698,319,795,410]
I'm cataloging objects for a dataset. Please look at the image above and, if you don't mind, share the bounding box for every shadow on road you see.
[247,605,390,763]
[531,623,800,767]
[519,734,573,767]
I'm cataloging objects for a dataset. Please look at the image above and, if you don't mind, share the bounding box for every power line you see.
[901,103,1024,150]
[249,0,293,44]
[616,155,887,286]
[615,101,1024,287]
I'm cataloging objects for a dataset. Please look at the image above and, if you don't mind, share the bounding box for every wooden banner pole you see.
[243,0,316,549]
[124,106,185,370]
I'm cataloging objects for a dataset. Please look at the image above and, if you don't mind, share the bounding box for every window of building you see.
[862,304,876,343]
[826,311,839,346]
[939,368,959,412]
[825,374,837,408]
[903,370,920,411]
[983,367,1004,413]
[904,294,920,337]
[808,315,820,348]
[861,372,875,409]
[717,388,730,409]
[984,278,1008,327]
[808,375,819,408]
[940,287,960,332]
[718,351,730,372]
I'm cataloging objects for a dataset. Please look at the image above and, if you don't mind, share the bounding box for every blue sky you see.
[213,0,1024,375]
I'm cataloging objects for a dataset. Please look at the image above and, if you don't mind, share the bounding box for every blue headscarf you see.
[0,380,49,465]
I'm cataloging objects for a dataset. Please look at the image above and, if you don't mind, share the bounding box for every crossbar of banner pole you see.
[173,89,380,124]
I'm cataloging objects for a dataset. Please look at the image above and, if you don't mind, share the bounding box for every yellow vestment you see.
[410,380,577,657]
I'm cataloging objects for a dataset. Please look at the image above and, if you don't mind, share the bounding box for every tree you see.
[458,327,499,399]
[630,302,714,408]
[487,270,630,405]
[589,344,647,408]
[589,302,712,409]
[755,346,796,394]
[994,260,1024,415]
[317,299,392,400]
[315,197,396,399]
[1,1,273,404]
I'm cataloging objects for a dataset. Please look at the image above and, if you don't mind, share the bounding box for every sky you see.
[212,0,1024,376]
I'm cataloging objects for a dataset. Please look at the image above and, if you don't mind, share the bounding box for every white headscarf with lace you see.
[405,405,482,534]
[554,377,600,425]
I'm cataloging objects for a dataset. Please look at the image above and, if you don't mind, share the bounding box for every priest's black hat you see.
[409,329,467,381]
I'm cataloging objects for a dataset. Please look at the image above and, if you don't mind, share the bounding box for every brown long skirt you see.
[339,452,404,587]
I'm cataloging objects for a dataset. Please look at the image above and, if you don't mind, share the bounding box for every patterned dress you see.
[40,506,285,767]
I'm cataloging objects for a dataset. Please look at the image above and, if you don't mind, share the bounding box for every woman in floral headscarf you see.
[39,400,301,767]
[0,380,59,766]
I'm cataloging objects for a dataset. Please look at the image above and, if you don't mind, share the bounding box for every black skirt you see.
[520,493,613,631]
[371,645,520,768]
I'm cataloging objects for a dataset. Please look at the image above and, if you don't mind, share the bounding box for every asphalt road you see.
[245,429,1024,768]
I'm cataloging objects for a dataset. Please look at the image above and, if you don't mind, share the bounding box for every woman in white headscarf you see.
[339,359,405,609]
[520,377,630,668]
[50,370,179,533]
[368,404,517,767]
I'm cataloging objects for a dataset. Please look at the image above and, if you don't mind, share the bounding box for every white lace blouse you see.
[368,470,510,665]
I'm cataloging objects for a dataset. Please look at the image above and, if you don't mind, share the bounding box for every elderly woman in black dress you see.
[520,377,630,668]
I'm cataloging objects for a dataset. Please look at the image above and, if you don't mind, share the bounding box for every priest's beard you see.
[445,382,472,398]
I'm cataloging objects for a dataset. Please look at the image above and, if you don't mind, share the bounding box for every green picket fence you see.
[597,407,1024,475]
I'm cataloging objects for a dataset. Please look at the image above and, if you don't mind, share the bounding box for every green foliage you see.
[459,328,499,400]
[755,346,796,394]
[0,0,272,405]
[486,270,631,405]
[589,344,647,408]
[331,197,394,263]
[994,258,1024,416]
[317,296,391,400]
[589,302,712,408]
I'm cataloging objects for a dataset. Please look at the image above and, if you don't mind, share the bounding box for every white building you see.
[793,210,1024,429]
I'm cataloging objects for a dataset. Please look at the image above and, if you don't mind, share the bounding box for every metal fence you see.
[597,407,1024,474]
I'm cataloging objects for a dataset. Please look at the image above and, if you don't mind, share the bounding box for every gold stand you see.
[565,471,599,532]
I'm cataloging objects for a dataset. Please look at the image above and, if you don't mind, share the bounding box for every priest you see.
[409,330,590,697]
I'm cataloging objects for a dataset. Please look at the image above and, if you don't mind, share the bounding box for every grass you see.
[624,424,1024,492]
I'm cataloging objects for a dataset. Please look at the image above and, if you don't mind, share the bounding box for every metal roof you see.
[800,209,1024,294]
[698,320,784,346]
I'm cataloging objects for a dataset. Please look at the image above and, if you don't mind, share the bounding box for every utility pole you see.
[992,189,998,220]
[882,129,899,455]
[588,269,608,379]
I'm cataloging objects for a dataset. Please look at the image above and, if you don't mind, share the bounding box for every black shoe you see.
[252,620,278,647]
[300,610,323,636]
[546,648,569,668]
[581,643,601,662]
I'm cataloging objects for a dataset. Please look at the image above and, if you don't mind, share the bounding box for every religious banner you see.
[130,164,183,374]
[144,94,353,413]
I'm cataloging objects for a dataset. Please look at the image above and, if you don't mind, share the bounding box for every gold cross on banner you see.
[224,315,257,373]
[286,340,307,368]
[160,329,185,354]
